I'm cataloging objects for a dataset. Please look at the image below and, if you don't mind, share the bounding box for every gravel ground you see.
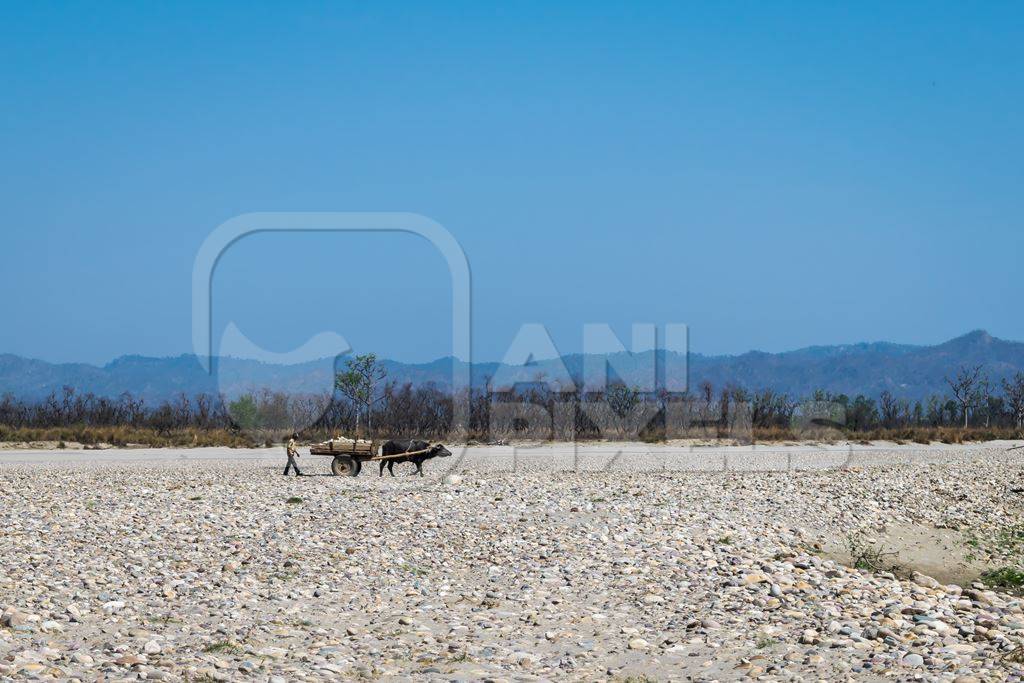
[2,444,1024,681]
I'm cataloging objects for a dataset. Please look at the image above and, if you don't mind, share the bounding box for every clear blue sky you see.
[2,2,1022,365]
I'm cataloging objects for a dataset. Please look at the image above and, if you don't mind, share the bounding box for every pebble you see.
[39,620,63,633]
[1,610,31,627]
[902,653,925,667]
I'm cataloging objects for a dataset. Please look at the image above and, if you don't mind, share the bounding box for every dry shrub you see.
[0,424,254,448]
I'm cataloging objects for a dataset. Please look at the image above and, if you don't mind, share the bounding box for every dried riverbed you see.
[2,445,1024,681]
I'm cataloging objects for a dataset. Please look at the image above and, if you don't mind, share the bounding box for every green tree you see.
[229,394,258,431]
[847,395,879,432]
[912,401,924,426]
[335,353,387,437]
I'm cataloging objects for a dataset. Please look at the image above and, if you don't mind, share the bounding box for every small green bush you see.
[981,567,1024,588]
[203,641,240,654]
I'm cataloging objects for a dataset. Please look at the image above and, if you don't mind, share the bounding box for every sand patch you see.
[820,520,990,586]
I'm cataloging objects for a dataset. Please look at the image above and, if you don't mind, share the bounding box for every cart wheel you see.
[331,456,358,476]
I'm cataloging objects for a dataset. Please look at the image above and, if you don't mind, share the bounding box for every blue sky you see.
[2,2,1022,365]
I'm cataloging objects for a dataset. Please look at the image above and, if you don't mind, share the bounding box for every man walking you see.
[284,432,302,476]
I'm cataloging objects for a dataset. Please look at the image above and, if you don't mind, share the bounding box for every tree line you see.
[1,359,1022,444]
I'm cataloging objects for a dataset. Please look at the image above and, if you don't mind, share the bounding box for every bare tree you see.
[879,390,898,429]
[1003,372,1024,429]
[335,353,387,437]
[945,365,986,428]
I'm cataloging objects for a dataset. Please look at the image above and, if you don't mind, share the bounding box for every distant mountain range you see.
[1,330,1022,403]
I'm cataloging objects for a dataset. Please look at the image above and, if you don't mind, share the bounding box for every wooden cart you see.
[309,440,434,477]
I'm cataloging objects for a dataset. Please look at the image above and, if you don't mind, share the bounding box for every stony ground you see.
[2,447,1024,682]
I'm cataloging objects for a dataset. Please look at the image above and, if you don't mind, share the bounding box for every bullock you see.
[378,440,452,477]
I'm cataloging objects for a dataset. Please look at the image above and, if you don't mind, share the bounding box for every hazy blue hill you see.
[687,330,1021,399]
[2,331,1023,403]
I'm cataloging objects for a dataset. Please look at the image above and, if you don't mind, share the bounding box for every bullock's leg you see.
[379,460,386,477]
[387,461,396,476]
[416,459,424,477]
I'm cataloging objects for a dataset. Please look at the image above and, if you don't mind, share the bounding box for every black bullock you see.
[378,440,452,477]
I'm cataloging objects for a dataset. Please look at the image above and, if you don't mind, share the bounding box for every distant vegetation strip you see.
[1,364,1021,447]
